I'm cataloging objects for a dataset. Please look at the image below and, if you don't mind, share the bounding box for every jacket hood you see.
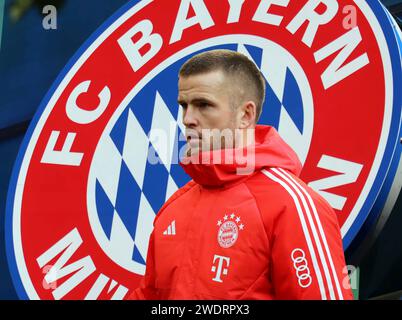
[180,125,302,188]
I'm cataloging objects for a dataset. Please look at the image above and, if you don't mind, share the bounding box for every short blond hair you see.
[179,49,266,122]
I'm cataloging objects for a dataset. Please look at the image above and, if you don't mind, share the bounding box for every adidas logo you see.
[163,220,176,235]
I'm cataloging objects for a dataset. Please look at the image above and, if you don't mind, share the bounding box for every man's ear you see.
[238,101,257,129]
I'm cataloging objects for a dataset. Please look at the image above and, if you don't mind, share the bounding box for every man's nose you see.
[182,105,198,127]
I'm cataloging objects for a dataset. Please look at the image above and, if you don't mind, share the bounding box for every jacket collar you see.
[179,125,302,188]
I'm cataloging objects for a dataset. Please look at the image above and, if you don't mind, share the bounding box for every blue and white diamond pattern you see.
[91,90,188,274]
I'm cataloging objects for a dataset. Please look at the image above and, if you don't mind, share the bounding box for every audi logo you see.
[291,248,312,288]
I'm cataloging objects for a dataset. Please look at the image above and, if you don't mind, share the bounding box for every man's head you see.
[177,49,266,155]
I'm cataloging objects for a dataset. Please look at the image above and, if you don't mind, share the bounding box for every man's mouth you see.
[187,137,201,147]
[186,131,201,143]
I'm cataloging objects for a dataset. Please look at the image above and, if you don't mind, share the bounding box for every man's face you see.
[178,70,240,155]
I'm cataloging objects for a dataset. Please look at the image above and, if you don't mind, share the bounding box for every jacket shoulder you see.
[154,180,197,225]
[244,168,339,236]
[244,169,292,237]
[245,169,296,211]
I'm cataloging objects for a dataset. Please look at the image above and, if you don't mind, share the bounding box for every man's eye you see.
[199,102,210,108]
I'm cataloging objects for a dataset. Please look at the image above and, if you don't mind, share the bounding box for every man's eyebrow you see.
[192,97,215,103]
[178,97,214,104]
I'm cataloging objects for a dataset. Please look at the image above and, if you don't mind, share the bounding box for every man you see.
[129,49,353,300]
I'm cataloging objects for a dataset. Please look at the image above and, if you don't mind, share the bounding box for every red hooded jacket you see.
[129,125,353,300]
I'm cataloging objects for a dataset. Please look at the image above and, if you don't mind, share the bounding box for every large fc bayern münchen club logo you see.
[6,0,401,299]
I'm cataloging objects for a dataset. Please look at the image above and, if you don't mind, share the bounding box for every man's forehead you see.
[181,68,230,82]
[178,70,234,95]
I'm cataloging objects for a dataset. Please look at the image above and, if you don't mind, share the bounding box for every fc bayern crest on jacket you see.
[6,0,401,299]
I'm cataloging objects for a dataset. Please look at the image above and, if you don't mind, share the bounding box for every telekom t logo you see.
[211,255,230,283]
